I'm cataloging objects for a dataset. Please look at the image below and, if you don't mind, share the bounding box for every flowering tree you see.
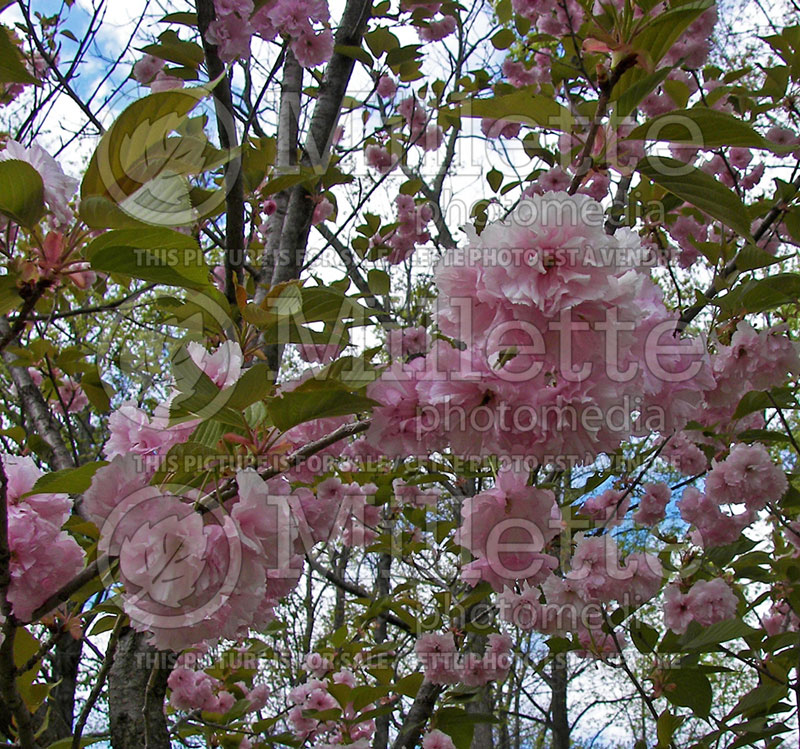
[1,0,800,746]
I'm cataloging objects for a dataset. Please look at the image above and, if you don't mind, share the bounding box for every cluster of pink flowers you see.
[381,194,433,264]
[104,402,197,460]
[417,15,457,42]
[455,469,560,590]
[376,75,396,98]
[206,0,333,68]
[414,631,512,685]
[633,482,671,526]
[291,476,380,546]
[288,667,376,745]
[705,442,787,512]
[393,478,440,508]
[365,144,397,175]
[764,600,800,636]
[386,325,431,359]
[188,339,244,388]
[511,0,584,36]
[502,54,551,88]
[499,534,662,655]
[169,667,234,713]
[168,659,269,716]
[705,323,800,426]
[581,487,629,528]
[2,455,84,621]
[663,578,738,634]
[662,431,708,476]
[481,117,521,139]
[297,342,346,364]
[662,6,718,69]
[83,457,304,650]
[421,730,457,749]
[400,0,457,43]
[678,442,786,547]
[24,366,89,415]
[0,139,78,228]
[366,191,710,463]
[131,54,184,92]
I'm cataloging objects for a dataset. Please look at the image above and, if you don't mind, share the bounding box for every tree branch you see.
[196,0,245,305]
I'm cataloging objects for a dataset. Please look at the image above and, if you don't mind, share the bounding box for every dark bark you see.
[270,0,374,288]
[108,628,173,749]
[549,656,570,749]
[196,0,245,305]
[391,680,444,749]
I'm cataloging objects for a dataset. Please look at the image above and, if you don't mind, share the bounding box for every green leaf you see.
[367,268,391,295]
[141,30,205,68]
[0,273,20,316]
[663,669,712,718]
[79,195,151,229]
[629,108,793,151]
[87,227,210,289]
[728,683,788,719]
[394,672,424,698]
[80,366,113,412]
[491,29,515,50]
[462,90,572,130]
[0,160,45,227]
[487,167,503,192]
[47,738,105,749]
[267,383,376,432]
[636,156,752,238]
[334,44,373,67]
[734,244,790,271]
[632,0,713,66]
[682,618,760,651]
[615,67,672,119]
[81,87,210,204]
[656,709,685,748]
[733,387,797,420]
[365,27,400,57]
[716,273,800,316]
[0,25,38,84]
[26,462,108,496]
[224,363,273,411]
[630,618,659,654]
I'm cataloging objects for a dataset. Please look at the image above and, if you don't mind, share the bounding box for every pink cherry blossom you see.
[365,144,396,174]
[582,488,629,527]
[291,27,334,69]
[687,578,738,628]
[387,325,430,358]
[376,75,397,98]
[634,482,671,526]
[132,54,164,84]
[415,633,460,684]
[705,442,787,511]
[104,401,196,460]
[187,340,243,389]
[312,196,334,225]
[418,15,457,42]
[422,730,457,749]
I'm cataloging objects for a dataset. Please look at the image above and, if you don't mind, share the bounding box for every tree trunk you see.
[373,546,392,749]
[391,681,444,749]
[108,628,173,749]
[549,655,570,749]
